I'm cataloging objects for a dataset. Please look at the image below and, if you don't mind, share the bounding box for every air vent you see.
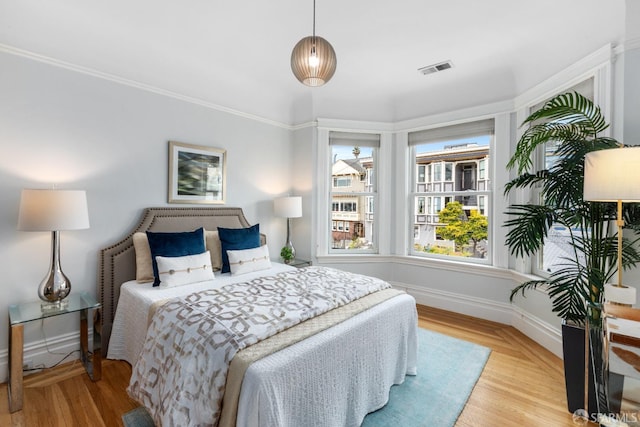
[418,60,453,76]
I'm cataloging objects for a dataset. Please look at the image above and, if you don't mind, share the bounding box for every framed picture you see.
[168,141,226,204]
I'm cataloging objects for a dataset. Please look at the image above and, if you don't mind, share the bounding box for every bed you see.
[99,207,418,427]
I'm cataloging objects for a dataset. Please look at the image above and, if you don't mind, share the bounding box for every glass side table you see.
[7,292,102,413]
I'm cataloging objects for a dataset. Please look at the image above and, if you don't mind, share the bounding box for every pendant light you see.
[290,0,337,87]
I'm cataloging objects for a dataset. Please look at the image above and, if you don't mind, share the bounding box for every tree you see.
[436,201,487,255]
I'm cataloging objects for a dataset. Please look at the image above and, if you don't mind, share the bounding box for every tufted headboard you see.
[98,207,265,352]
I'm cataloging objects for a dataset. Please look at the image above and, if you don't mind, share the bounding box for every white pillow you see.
[155,251,215,288]
[227,245,271,276]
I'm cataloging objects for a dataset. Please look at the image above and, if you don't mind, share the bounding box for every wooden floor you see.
[0,305,578,426]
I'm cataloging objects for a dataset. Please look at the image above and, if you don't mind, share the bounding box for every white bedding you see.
[107,262,296,364]
[109,263,418,426]
[238,293,417,427]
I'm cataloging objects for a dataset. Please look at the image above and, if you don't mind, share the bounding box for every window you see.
[433,163,442,181]
[531,78,594,276]
[330,131,379,252]
[444,163,453,181]
[418,165,426,183]
[409,119,493,260]
[333,177,352,187]
[478,196,486,215]
[433,197,442,215]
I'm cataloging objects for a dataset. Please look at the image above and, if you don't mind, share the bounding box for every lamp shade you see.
[274,196,302,218]
[18,189,90,231]
[584,147,640,202]
[291,36,337,87]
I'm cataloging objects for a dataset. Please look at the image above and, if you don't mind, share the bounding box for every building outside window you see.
[409,119,493,260]
[329,131,379,251]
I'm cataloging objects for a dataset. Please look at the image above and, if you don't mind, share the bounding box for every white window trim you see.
[316,123,393,257]
[314,44,614,273]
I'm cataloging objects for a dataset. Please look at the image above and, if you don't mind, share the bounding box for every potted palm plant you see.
[504,92,640,415]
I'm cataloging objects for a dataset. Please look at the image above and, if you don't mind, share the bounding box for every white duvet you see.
[107,263,296,365]
[108,263,418,427]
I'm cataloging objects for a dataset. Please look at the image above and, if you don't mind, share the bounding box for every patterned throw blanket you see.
[128,266,392,427]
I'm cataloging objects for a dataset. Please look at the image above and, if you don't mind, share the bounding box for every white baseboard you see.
[393,281,513,324]
[511,305,563,358]
[393,280,563,358]
[0,330,90,384]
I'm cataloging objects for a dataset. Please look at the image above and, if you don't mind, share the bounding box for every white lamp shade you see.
[584,147,640,202]
[18,189,90,231]
[274,196,302,218]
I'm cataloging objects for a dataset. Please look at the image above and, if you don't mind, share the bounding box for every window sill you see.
[315,253,514,280]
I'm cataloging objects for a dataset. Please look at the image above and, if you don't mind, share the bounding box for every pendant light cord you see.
[313,0,316,38]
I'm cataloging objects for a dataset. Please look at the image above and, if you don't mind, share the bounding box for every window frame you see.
[408,119,494,264]
[328,132,380,254]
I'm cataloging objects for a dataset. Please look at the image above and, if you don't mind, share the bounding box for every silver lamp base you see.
[39,230,71,306]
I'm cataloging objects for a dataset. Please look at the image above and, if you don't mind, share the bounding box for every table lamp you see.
[18,189,90,306]
[274,196,302,260]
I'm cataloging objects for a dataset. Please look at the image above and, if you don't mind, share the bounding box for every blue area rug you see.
[361,328,491,427]
[123,328,490,427]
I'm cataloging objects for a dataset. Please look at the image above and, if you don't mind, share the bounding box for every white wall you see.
[0,51,294,378]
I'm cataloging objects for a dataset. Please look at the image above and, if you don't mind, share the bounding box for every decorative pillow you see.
[204,229,223,271]
[146,227,206,286]
[155,251,214,288]
[133,232,154,283]
[227,245,271,276]
[218,224,261,273]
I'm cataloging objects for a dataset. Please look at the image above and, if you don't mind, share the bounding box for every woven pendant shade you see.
[291,35,336,86]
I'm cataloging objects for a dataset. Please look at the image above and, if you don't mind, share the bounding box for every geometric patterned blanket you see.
[127,266,392,427]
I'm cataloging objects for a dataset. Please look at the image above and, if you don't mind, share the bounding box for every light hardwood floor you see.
[0,305,578,426]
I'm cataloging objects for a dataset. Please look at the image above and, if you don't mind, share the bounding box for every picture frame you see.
[168,141,226,204]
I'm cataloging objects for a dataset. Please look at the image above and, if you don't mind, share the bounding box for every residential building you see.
[413,143,489,255]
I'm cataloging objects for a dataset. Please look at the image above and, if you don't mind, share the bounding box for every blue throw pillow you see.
[218,224,261,273]
[146,227,206,286]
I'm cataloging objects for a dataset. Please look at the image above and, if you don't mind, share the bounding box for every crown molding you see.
[0,43,295,130]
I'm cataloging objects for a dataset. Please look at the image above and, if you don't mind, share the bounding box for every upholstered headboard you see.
[98,207,265,352]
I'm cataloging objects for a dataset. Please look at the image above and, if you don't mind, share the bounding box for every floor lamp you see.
[583,146,640,422]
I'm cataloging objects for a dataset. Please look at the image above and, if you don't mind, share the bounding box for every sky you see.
[332,135,491,161]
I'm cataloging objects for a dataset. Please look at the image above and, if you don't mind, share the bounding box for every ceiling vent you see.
[418,60,453,76]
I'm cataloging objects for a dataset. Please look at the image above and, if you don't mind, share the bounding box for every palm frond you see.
[507,123,590,173]
[507,92,609,174]
[510,279,549,302]
[504,170,549,196]
[504,205,556,257]
[522,92,608,135]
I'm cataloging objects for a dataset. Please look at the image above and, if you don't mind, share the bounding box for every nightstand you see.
[286,258,312,268]
[7,292,102,413]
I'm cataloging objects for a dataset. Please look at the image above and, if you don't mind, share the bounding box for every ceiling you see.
[0,1,627,127]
